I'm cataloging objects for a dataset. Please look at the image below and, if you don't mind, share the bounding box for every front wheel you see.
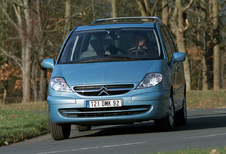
[175,92,187,125]
[49,120,71,140]
[155,96,175,131]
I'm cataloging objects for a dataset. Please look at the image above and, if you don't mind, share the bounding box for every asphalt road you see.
[1,108,226,154]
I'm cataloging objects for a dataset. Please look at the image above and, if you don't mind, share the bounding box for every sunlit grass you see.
[187,90,226,109]
[0,102,49,146]
[0,101,48,111]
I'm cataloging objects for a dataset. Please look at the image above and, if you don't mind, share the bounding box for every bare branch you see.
[151,0,160,16]
[168,3,173,16]
[144,0,151,16]
[183,0,194,12]
[0,47,22,69]
[136,0,148,17]
[184,18,189,31]
[1,7,20,31]
[11,0,38,15]
[11,0,23,7]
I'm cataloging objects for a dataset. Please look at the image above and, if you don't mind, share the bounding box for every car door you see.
[159,26,181,109]
[165,26,185,109]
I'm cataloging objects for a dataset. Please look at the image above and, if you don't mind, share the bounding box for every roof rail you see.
[92,16,161,24]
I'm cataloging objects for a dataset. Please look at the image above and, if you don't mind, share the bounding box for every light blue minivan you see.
[43,16,187,140]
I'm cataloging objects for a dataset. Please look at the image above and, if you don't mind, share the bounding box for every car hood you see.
[51,60,165,86]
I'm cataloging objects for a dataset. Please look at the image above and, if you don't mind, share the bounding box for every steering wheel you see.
[129,49,147,56]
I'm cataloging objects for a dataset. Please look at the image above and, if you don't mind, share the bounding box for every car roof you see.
[76,23,156,31]
[75,16,162,32]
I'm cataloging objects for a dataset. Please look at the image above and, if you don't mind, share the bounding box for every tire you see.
[49,120,71,140]
[76,125,91,132]
[175,92,187,125]
[155,96,175,131]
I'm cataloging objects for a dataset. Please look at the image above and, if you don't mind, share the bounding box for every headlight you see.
[50,77,73,92]
[137,73,162,89]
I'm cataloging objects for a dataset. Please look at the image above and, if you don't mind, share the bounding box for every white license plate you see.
[86,99,122,108]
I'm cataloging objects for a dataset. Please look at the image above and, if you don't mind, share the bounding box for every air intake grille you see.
[59,105,151,118]
[74,84,134,96]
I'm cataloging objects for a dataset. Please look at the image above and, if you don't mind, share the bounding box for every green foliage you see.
[0,109,49,146]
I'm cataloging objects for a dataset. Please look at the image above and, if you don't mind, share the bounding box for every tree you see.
[35,0,49,101]
[136,0,161,17]
[199,0,209,90]
[63,0,71,40]
[111,0,119,18]
[1,0,33,103]
[162,0,169,25]
[212,0,221,90]
[170,0,194,91]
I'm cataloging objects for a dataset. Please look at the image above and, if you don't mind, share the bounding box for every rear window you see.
[58,28,162,64]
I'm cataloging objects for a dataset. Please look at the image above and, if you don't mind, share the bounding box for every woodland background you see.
[0,0,225,104]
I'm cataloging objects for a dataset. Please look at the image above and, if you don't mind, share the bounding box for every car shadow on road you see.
[176,112,226,131]
[69,111,226,139]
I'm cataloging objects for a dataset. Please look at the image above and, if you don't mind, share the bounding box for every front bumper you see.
[47,90,170,125]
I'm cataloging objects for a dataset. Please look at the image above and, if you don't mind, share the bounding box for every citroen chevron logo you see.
[98,86,109,96]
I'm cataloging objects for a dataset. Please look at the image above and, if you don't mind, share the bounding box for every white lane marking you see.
[213,111,226,113]
[37,142,145,154]
[184,133,226,140]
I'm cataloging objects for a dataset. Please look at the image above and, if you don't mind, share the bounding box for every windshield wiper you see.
[62,55,139,64]
[78,56,138,63]
[103,55,138,60]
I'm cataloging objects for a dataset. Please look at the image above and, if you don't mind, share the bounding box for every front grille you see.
[74,84,134,96]
[59,105,151,118]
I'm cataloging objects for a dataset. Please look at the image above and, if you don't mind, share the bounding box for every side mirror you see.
[172,52,186,63]
[42,58,55,69]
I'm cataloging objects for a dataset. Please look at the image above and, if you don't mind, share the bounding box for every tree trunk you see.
[111,0,118,18]
[36,0,47,101]
[200,0,208,90]
[39,68,47,101]
[32,60,38,102]
[220,49,224,89]
[202,56,208,90]
[177,32,191,91]
[12,1,31,103]
[212,0,221,90]
[162,0,169,25]
[22,0,32,103]
[3,89,7,105]
[39,40,47,101]
[213,44,221,90]
[63,0,71,40]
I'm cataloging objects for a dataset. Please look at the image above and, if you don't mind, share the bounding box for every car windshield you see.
[58,28,162,64]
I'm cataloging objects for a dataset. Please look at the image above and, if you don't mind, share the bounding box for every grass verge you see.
[0,102,49,147]
[157,147,226,154]
[187,90,226,109]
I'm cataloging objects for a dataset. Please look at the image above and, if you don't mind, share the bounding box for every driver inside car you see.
[128,32,151,56]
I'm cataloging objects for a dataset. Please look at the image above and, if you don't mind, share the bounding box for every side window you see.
[160,28,172,63]
[166,27,178,52]
[164,26,177,54]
